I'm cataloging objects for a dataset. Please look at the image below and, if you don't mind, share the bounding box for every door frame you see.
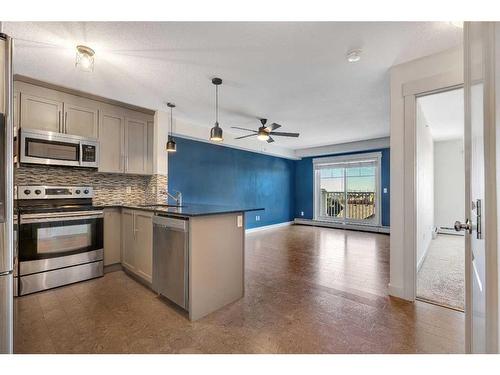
[401,72,466,341]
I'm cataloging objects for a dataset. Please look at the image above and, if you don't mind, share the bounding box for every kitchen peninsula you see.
[99,203,263,321]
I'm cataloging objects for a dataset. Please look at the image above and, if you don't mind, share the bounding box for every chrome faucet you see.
[164,190,182,206]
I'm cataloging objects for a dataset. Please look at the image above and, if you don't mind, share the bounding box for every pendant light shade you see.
[166,136,177,152]
[210,122,223,142]
[166,102,177,152]
[210,78,224,142]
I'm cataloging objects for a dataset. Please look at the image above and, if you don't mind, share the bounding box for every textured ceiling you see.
[4,22,462,150]
[418,88,464,141]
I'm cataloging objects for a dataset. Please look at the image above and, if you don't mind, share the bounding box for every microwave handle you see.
[79,142,83,166]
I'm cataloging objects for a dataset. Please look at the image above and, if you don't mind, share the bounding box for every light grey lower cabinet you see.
[103,208,122,266]
[121,209,153,283]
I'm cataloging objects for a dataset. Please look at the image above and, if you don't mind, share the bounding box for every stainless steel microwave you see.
[19,129,99,168]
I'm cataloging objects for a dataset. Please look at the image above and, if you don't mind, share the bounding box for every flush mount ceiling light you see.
[75,45,95,72]
[209,78,224,142]
[346,49,362,63]
[166,102,177,152]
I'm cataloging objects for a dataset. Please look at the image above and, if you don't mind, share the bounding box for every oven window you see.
[37,223,93,254]
[19,217,103,261]
[26,138,79,161]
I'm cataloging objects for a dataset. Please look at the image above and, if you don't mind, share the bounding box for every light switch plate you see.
[255,215,260,221]
[383,188,388,194]
[301,211,304,216]
[237,215,243,228]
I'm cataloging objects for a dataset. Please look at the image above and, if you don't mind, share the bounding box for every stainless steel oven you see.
[19,128,99,168]
[17,186,103,295]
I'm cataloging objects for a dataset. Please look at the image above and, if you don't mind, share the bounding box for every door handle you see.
[454,219,472,234]
[58,110,62,132]
[64,112,68,133]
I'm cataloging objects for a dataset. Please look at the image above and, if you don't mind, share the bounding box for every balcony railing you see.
[320,190,376,221]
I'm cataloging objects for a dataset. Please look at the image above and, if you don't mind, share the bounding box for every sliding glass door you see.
[314,152,381,225]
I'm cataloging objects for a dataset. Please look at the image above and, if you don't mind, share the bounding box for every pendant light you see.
[209,77,223,142]
[166,102,177,152]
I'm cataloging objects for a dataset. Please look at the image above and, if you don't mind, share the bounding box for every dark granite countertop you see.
[94,203,264,218]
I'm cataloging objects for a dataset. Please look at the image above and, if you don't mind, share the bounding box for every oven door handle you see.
[20,211,104,224]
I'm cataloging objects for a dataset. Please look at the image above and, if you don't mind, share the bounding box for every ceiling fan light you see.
[210,123,223,142]
[166,136,177,152]
[257,128,270,141]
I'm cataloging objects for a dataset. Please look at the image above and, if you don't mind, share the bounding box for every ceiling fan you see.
[231,119,300,143]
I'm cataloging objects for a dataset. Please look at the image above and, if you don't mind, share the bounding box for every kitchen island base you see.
[188,212,245,321]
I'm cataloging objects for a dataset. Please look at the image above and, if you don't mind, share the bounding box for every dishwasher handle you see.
[153,215,188,232]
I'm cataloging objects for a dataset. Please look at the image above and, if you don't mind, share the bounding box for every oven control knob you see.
[75,189,81,194]
[84,189,89,195]
[35,189,41,195]
[23,189,31,195]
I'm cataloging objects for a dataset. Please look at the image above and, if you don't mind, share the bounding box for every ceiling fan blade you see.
[267,136,275,143]
[234,134,258,140]
[269,131,300,137]
[266,123,282,132]
[231,126,257,133]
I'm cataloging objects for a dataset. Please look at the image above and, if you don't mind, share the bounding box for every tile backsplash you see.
[15,165,167,206]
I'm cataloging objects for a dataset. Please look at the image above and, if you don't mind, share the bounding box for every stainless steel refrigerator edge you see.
[0,33,14,354]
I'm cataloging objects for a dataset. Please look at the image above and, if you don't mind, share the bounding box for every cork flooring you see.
[14,225,465,353]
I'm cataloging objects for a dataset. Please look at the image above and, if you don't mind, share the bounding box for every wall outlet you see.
[255,215,260,221]
[383,187,388,194]
[126,186,132,194]
[237,215,243,228]
[301,211,304,216]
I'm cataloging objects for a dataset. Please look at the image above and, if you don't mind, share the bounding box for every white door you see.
[463,22,497,354]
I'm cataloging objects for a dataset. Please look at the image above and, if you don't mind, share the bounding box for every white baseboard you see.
[245,221,294,233]
[388,283,408,300]
[417,241,431,272]
[294,218,390,234]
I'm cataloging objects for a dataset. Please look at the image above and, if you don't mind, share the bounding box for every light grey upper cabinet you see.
[147,120,154,174]
[20,93,63,133]
[15,79,155,175]
[13,91,19,135]
[64,102,99,138]
[99,111,125,173]
[125,117,148,175]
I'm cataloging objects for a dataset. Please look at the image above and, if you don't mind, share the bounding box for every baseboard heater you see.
[294,218,390,234]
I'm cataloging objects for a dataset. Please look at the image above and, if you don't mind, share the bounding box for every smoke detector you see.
[346,49,362,63]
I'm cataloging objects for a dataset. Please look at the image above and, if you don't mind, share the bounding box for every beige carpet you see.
[417,234,465,311]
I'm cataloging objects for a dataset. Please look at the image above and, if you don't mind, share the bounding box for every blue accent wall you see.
[294,148,391,227]
[167,137,296,229]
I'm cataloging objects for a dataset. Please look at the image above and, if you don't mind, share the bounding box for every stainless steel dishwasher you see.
[152,215,189,310]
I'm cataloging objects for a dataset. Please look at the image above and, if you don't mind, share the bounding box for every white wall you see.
[434,139,465,232]
[390,46,463,299]
[416,104,434,270]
